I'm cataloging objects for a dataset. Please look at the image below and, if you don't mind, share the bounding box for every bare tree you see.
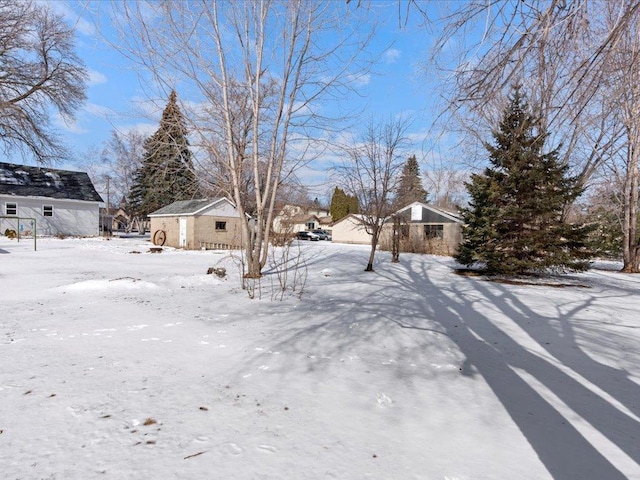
[108,0,373,279]
[100,129,147,208]
[427,1,639,175]
[0,0,87,163]
[604,4,640,272]
[335,117,411,271]
[422,153,468,210]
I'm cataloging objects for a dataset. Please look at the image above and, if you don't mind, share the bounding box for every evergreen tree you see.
[330,187,359,221]
[455,88,594,274]
[128,90,199,217]
[395,155,428,207]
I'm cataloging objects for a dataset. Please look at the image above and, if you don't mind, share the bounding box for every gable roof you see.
[393,202,463,224]
[148,197,233,216]
[0,162,103,202]
[330,213,367,227]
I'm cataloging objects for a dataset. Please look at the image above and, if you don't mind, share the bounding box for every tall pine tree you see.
[129,90,199,217]
[455,88,594,274]
[330,186,359,221]
[395,155,428,207]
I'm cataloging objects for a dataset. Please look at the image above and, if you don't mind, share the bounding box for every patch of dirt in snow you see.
[454,268,591,288]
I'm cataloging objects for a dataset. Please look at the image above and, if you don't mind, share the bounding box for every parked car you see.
[296,231,319,241]
[312,229,332,241]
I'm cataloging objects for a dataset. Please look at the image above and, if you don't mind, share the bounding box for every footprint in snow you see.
[257,445,276,453]
[219,442,244,456]
[376,392,393,408]
[128,325,149,331]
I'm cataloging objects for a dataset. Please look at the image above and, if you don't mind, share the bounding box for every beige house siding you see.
[378,202,463,256]
[148,198,244,250]
[150,215,243,249]
[193,216,243,249]
[380,222,462,255]
[331,215,371,245]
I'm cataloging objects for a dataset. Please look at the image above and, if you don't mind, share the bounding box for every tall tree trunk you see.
[621,140,640,272]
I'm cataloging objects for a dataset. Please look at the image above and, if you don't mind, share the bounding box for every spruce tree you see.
[128,90,199,217]
[455,88,594,274]
[395,155,428,207]
[330,187,359,221]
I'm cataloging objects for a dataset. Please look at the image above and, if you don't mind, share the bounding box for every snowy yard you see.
[1,236,639,480]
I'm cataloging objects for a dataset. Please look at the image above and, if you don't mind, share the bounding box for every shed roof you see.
[148,198,230,216]
[0,162,103,202]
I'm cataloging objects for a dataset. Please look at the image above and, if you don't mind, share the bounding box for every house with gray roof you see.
[147,198,244,249]
[0,162,104,237]
[382,202,463,255]
[331,202,463,255]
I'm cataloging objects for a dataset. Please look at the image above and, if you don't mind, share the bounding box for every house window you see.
[43,205,54,217]
[215,221,227,231]
[424,224,444,239]
[306,221,315,230]
[5,203,17,215]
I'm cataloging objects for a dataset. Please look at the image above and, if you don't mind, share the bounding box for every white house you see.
[0,162,104,237]
[330,214,371,244]
[272,204,332,234]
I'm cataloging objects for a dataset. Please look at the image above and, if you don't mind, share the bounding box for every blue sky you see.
[45,1,449,198]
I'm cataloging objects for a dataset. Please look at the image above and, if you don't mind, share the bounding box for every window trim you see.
[43,205,54,217]
[5,202,17,215]
[215,221,227,231]
[424,224,444,240]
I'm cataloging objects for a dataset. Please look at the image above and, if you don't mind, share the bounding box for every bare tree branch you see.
[0,0,87,163]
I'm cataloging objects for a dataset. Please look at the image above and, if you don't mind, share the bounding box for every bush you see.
[270,230,294,247]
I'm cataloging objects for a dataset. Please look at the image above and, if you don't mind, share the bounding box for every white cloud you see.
[87,69,107,86]
[384,48,401,64]
[54,112,88,135]
[346,73,371,88]
[114,122,158,138]
[83,103,116,118]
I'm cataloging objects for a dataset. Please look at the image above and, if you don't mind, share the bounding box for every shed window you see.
[215,221,227,231]
[43,205,54,217]
[424,224,444,239]
[5,203,17,215]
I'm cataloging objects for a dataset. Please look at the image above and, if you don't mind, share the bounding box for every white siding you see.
[199,200,241,218]
[0,195,100,236]
[331,215,371,245]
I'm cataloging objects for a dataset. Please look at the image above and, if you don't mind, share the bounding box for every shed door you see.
[179,217,187,248]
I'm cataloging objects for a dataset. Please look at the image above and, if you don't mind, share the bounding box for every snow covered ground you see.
[1,235,639,480]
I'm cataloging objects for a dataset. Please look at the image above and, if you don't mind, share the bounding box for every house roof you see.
[330,213,367,227]
[148,198,231,216]
[330,203,463,227]
[393,202,463,224]
[0,162,104,202]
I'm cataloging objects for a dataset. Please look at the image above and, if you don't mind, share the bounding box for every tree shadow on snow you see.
[380,257,640,479]
[234,249,639,479]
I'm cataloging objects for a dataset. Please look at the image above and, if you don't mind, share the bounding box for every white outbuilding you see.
[0,161,104,237]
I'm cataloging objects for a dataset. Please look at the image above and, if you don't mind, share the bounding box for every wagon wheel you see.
[153,230,166,246]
